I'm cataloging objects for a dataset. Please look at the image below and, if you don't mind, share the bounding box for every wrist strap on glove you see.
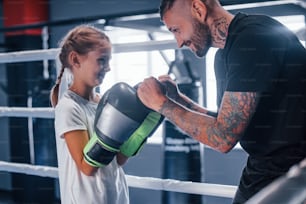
[120,111,163,157]
[83,132,119,167]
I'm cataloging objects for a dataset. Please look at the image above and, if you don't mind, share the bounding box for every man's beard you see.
[191,18,212,58]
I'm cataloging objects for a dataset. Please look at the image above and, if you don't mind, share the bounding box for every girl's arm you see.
[64,130,97,176]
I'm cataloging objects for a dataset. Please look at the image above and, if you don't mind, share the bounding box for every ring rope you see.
[0,40,178,64]
[126,175,237,198]
[0,161,237,198]
[0,107,54,118]
[0,161,58,178]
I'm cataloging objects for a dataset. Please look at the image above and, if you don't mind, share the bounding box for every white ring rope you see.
[126,175,237,198]
[0,40,178,64]
[0,161,237,198]
[0,107,54,118]
[0,161,58,178]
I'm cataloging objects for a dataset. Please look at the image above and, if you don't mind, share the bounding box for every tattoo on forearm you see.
[159,100,177,121]
[159,92,259,151]
[159,100,198,135]
[206,92,258,149]
[175,97,201,112]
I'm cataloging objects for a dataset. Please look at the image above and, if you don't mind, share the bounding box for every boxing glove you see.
[119,83,164,157]
[119,111,164,157]
[83,82,162,167]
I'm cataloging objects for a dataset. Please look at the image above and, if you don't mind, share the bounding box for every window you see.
[100,27,174,94]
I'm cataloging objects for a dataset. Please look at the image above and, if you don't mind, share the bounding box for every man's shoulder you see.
[232,12,285,34]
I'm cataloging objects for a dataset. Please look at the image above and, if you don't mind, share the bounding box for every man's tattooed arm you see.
[168,90,214,115]
[159,91,259,153]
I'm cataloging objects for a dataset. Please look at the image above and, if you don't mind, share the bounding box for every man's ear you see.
[68,51,80,68]
[191,0,207,22]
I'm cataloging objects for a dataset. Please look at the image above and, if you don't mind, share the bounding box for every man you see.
[137,0,306,203]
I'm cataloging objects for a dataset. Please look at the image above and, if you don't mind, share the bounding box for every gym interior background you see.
[0,0,305,203]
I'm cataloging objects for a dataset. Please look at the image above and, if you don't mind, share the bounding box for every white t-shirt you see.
[55,90,129,204]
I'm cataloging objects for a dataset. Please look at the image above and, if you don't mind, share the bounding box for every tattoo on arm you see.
[173,95,206,113]
[158,91,259,152]
[159,100,179,122]
[206,92,259,150]
[159,99,210,141]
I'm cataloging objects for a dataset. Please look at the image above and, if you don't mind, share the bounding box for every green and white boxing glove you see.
[83,82,164,167]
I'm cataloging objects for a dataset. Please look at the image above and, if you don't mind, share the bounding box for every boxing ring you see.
[0,40,305,203]
[0,41,237,200]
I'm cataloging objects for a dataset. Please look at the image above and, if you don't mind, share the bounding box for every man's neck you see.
[209,9,234,49]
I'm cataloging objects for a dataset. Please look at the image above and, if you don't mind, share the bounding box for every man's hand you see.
[158,75,180,101]
[137,76,168,112]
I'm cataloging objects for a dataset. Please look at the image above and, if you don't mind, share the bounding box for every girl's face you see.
[78,45,112,88]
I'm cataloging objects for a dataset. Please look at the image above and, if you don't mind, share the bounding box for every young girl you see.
[50,25,129,204]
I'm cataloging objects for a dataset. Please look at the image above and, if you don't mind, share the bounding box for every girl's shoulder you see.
[56,91,83,114]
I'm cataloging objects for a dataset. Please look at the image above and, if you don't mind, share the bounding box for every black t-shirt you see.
[214,12,306,200]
